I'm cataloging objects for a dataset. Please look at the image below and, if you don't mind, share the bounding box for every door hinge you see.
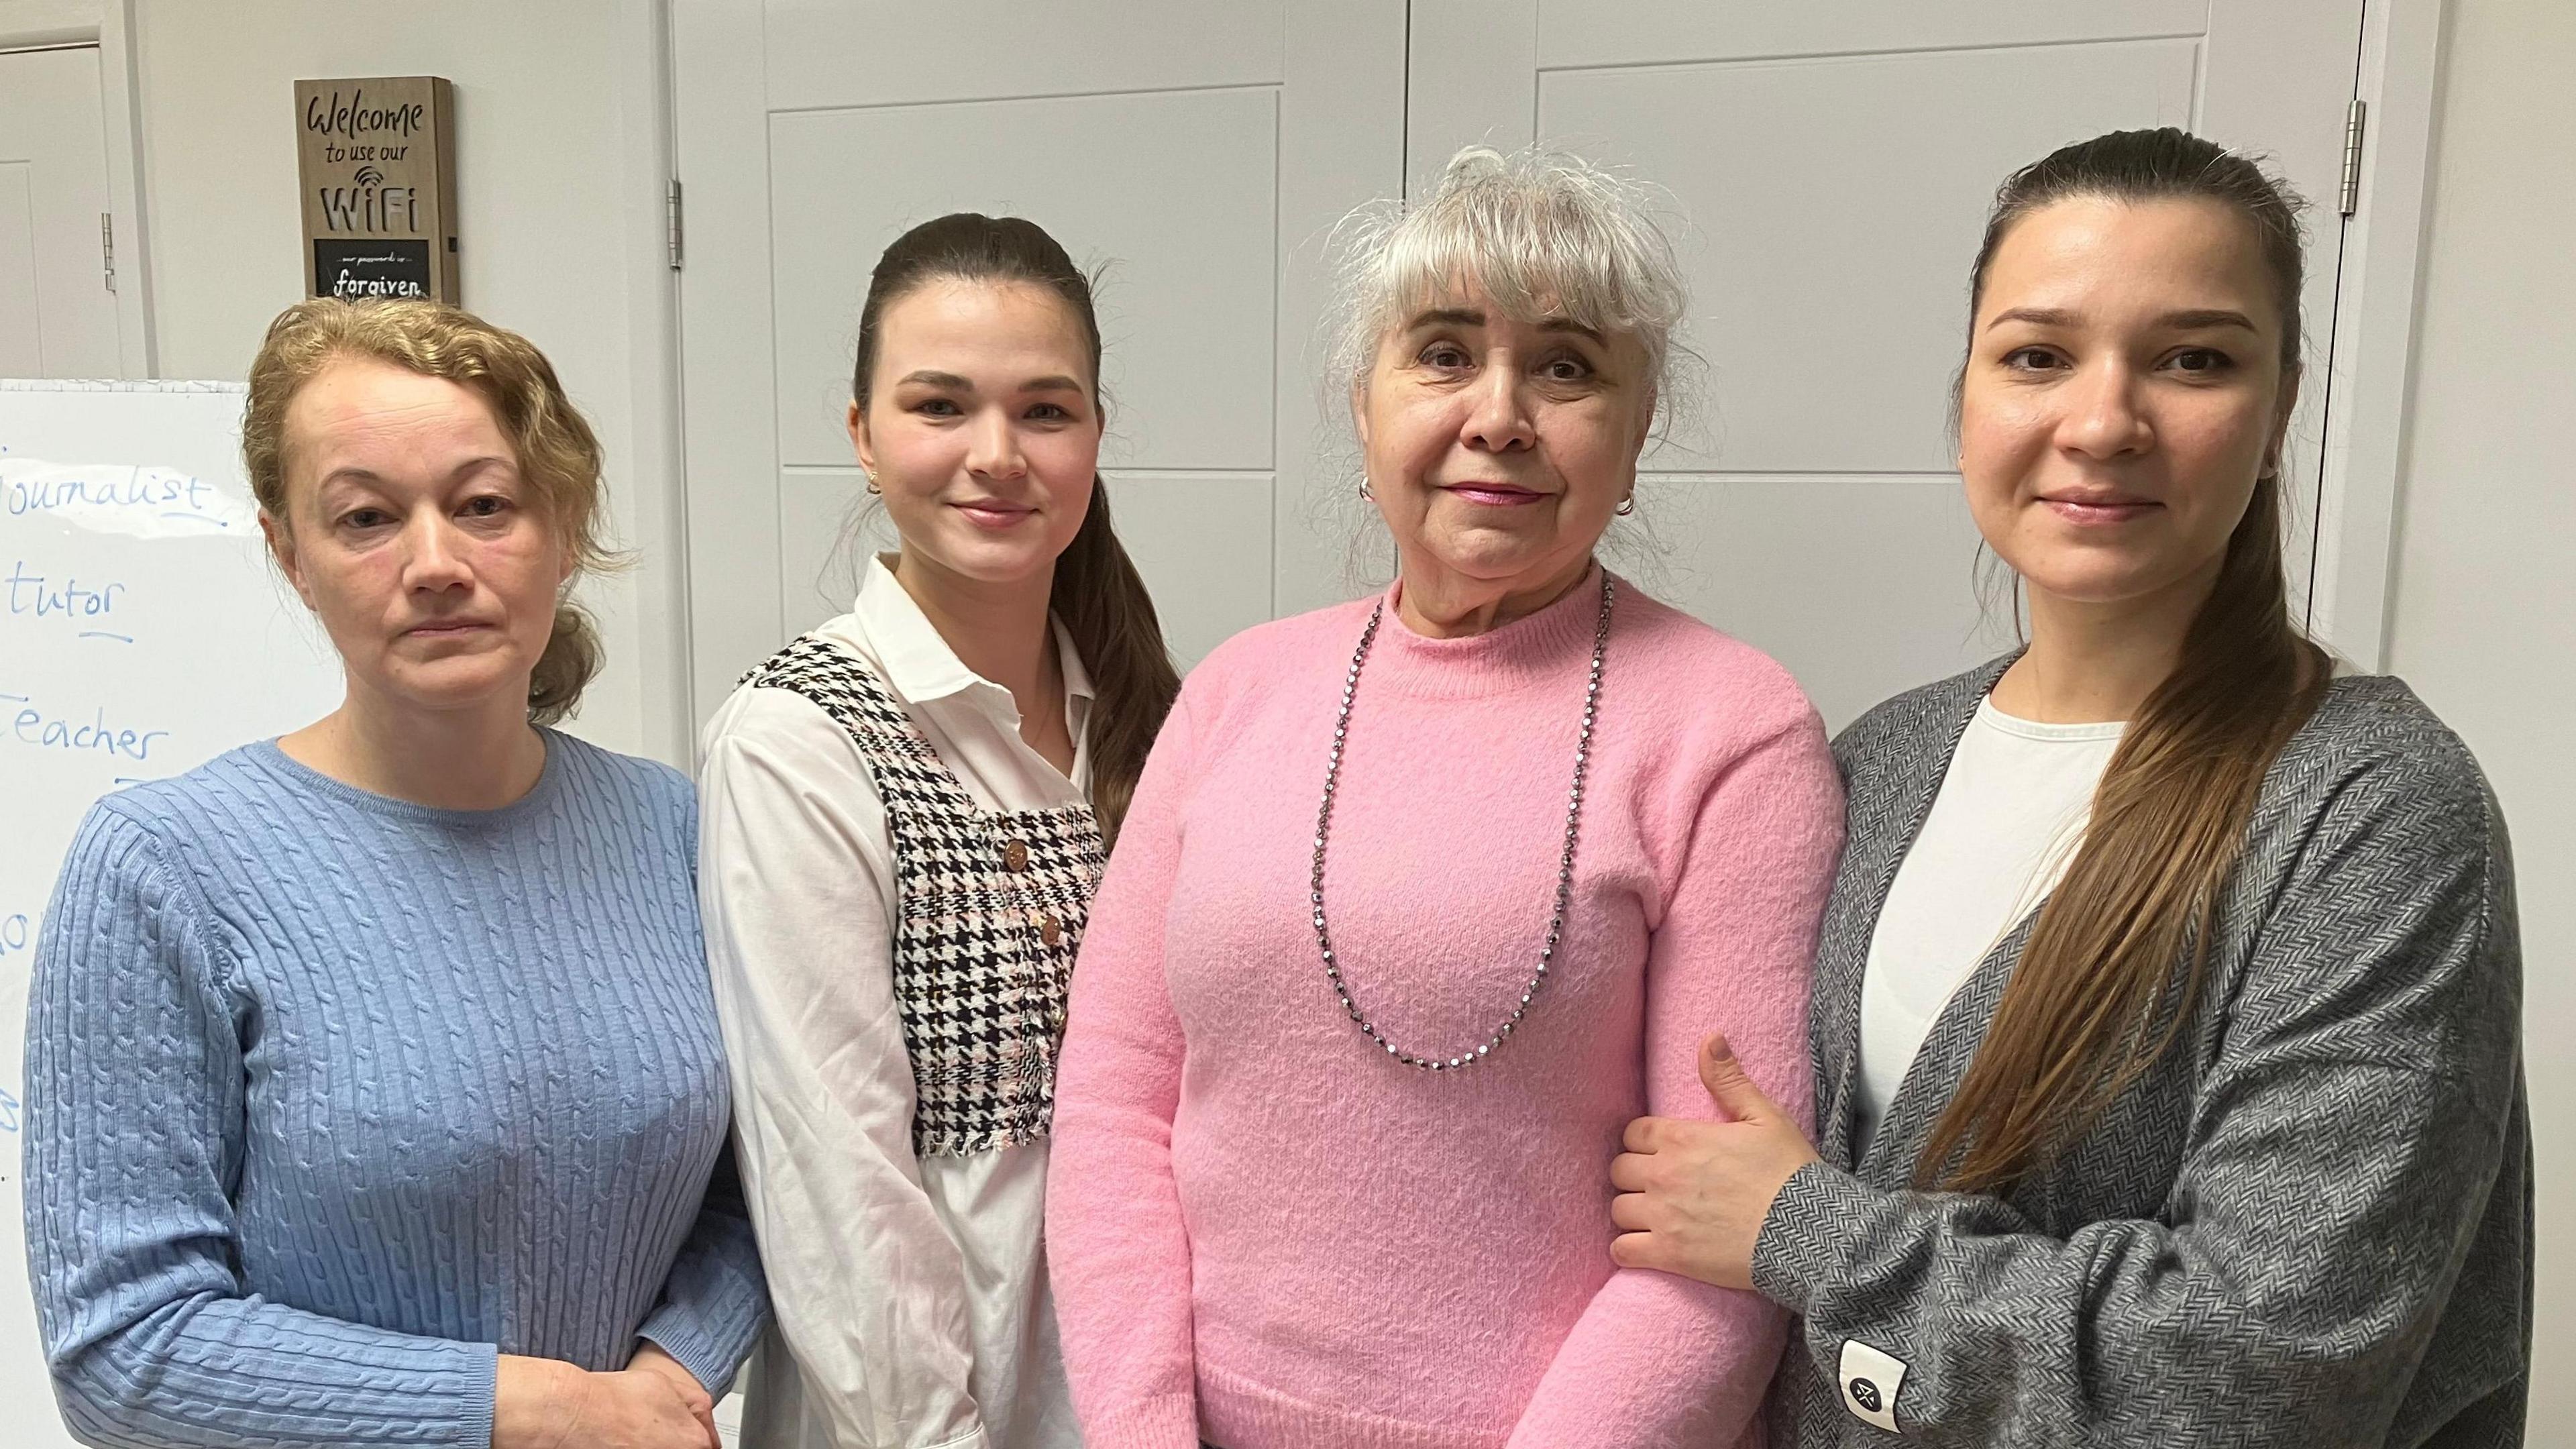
[667,178,685,270]
[2339,99,2367,217]
[100,213,116,293]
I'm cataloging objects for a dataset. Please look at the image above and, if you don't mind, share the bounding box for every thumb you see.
[1699,1033,1779,1124]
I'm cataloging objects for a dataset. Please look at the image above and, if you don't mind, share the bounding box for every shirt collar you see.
[849,553,1096,710]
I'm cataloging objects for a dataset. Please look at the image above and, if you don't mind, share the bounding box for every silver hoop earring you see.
[1615,494,1635,517]
[1358,478,1375,501]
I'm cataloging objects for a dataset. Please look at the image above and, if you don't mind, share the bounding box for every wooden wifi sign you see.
[294,77,461,305]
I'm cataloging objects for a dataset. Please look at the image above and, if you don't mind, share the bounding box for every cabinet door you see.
[0,45,123,378]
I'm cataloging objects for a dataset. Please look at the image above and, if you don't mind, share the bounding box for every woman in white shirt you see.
[699,213,1179,1449]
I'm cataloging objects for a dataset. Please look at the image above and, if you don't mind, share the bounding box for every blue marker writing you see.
[5,467,218,518]
[7,560,127,622]
[5,694,169,761]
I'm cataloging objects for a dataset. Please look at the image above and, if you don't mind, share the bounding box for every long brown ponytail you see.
[851,213,1180,846]
[1919,129,2333,1193]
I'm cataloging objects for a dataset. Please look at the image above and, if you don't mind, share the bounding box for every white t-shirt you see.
[1854,697,2125,1157]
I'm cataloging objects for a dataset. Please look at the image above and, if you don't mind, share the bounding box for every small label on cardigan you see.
[1839,1337,1907,1433]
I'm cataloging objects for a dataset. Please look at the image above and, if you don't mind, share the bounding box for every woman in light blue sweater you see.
[21,299,768,1449]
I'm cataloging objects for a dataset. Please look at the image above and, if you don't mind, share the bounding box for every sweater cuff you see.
[1751,1159,1875,1314]
[635,1299,753,1401]
[1083,1393,1201,1449]
[462,1340,500,1449]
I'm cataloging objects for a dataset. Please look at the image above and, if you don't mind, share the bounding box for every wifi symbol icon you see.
[354,166,385,188]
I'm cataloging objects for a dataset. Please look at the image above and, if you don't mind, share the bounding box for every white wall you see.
[2385,0,2573,1430]
[119,0,688,762]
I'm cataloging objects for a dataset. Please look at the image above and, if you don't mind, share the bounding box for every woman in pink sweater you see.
[1044,146,1845,1449]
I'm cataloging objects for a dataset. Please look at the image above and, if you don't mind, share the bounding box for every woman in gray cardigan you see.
[1605,128,2530,1446]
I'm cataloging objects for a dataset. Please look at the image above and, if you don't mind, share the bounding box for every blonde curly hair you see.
[242,298,616,726]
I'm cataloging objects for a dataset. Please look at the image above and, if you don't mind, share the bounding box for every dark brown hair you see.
[851,213,1179,845]
[1923,128,2332,1193]
[244,298,613,727]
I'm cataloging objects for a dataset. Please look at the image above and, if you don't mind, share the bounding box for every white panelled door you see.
[678,2,2364,731]
[1405,0,2365,727]
[674,0,1404,714]
[0,45,122,378]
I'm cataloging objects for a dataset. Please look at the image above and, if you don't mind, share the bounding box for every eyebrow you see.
[315,456,514,492]
[1985,306,2261,333]
[1403,307,1607,343]
[2157,309,2261,333]
[895,370,1088,394]
[1984,307,2079,331]
[1407,307,1485,331]
[311,468,382,496]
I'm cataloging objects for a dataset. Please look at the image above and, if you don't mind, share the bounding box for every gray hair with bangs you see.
[1326,145,1693,435]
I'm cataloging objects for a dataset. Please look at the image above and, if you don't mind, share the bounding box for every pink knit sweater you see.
[1046,570,1844,1449]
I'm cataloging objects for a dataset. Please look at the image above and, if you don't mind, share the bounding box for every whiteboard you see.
[0,380,343,1447]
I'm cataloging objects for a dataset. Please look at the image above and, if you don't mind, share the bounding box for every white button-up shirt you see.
[699,555,1093,1449]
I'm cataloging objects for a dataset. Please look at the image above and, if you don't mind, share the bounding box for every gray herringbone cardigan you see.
[1755,658,2532,1448]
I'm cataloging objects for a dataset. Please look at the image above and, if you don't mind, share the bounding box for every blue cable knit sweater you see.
[21,731,769,1449]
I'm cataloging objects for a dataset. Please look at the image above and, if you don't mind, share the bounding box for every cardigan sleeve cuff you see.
[1751,1159,1876,1314]
[1082,1393,1202,1449]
